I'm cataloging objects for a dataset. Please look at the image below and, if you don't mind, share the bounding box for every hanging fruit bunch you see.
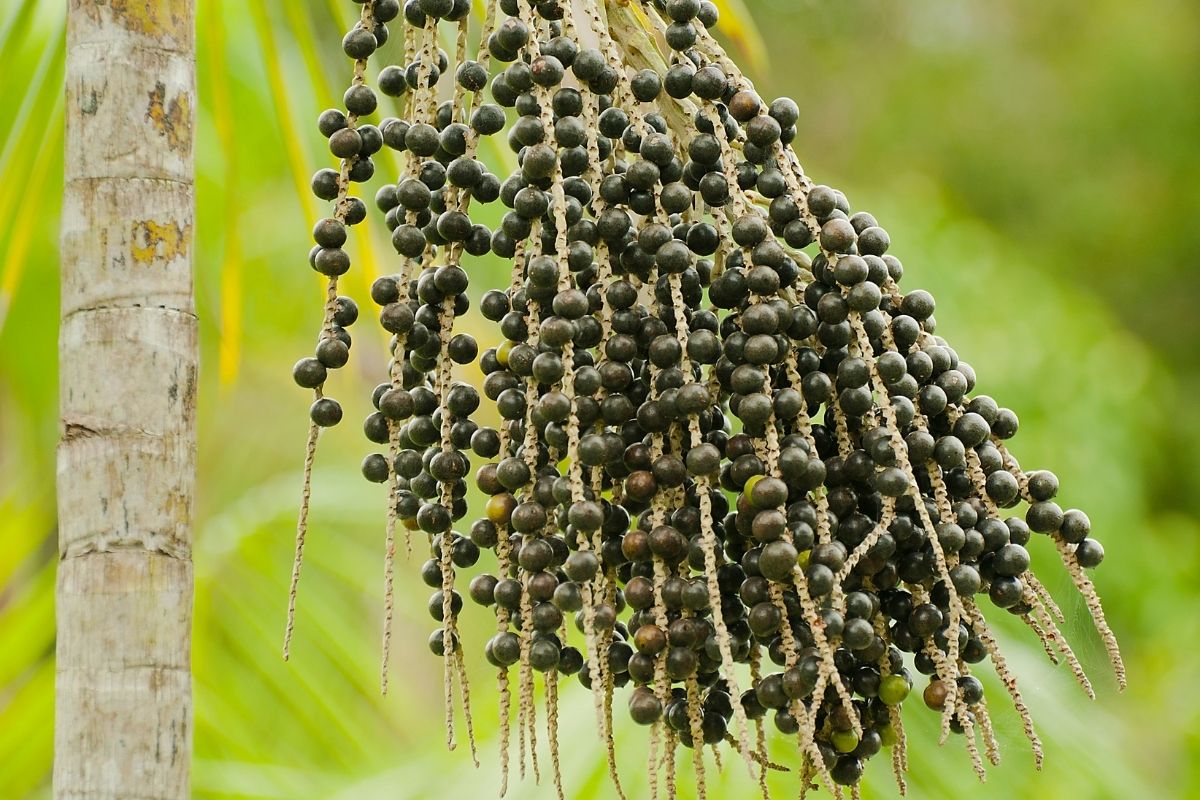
[283,0,1125,797]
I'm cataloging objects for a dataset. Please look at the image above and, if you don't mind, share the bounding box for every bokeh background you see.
[2,0,1198,797]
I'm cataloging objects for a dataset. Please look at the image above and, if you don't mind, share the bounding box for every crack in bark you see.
[61,539,191,561]
[61,304,199,322]
[65,177,193,187]
[62,422,103,442]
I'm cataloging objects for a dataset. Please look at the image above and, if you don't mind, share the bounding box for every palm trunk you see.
[56,2,196,797]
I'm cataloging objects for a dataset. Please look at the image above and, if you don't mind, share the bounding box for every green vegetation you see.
[2,1,1196,797]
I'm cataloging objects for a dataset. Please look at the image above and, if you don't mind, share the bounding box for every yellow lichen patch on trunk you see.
[98,0,189,38]
[131,220,192,265]
[145,81,193,153]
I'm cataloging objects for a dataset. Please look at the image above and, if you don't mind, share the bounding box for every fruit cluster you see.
[287,0,1124,797]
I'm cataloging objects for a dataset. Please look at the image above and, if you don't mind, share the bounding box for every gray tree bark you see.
[56,1,196,798]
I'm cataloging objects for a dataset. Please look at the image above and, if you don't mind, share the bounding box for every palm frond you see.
[247,2,322,230]
[0,0,37,67]
[0,104,61,335]
[711,0,769,76]
[0,13,62,173]
[203,1,245,389]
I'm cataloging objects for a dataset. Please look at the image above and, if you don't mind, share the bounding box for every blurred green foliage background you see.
[2,0,1198,797]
